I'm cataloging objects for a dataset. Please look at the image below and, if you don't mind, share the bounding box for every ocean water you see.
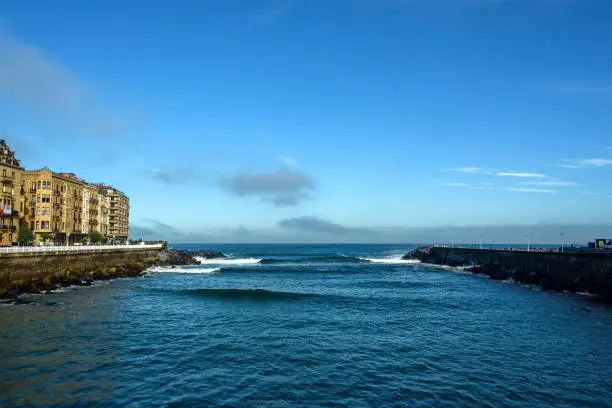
[1,244,612,407]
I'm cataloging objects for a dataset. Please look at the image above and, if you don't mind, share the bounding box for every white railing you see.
[0,243,163,254]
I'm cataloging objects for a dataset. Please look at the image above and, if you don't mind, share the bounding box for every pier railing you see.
[429,245,609,254]
[0,243,163,254]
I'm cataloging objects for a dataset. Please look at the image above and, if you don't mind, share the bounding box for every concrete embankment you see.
[0,247,224,299]
[405,246,612,302]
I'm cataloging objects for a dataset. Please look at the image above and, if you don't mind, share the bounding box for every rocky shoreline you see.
[0,248,226,303]
[404,246,612,303]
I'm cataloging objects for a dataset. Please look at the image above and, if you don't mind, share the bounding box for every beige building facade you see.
[0,139,24,246]
[98,185,129,241]
[0,139,130,246]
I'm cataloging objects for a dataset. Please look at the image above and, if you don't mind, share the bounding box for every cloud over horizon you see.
[277,216,364,235]
[221,169,314,206]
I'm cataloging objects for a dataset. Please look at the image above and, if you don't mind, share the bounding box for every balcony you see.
[1,176,14,184]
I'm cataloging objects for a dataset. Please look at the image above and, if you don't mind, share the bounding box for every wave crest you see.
[195,257,262,265]
[149,266,221,274]
[360,256,421,264]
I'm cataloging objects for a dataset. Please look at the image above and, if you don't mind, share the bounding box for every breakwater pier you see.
[0,244,166,299]
[405,245,612,302]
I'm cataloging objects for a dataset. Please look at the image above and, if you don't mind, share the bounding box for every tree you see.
[39,232,51,243]
[18,226,34,245]
[88,232,102,244]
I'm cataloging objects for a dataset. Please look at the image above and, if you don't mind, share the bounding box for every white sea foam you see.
[149,266,221,274]
[195,257,262,265]
[361,256,421,264]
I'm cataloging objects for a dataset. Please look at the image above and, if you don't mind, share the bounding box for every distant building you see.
[97,184,130,242]
[0,139,24,246]
[0,138,131,246]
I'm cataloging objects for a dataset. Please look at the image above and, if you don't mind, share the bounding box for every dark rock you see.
[539,276,561,291]
[155,249,226,266]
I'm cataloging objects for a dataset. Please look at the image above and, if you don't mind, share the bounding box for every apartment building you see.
[97,184,129,241]
[99,194,110,236]
[22,169,87,244]
[0,138,130,246]
[0,139,24,246]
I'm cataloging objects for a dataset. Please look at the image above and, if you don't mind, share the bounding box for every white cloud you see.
[442,182,471,187]
[444,167,486,174]
[280,155,297,167]
[474,182,496,190]
[495,171,546,178]
[556,158,612,168]
[0,29,120,136]
[524,181,577,186]
[501,187,556,193]
[578,158,612,167]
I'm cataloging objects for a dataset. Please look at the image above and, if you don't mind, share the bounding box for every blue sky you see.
[0,0,611,243]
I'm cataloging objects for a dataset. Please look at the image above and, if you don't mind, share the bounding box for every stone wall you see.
[0,248,163,298]
[407,246,612,301]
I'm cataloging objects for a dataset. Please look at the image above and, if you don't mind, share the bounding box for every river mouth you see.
[1,243,611,407]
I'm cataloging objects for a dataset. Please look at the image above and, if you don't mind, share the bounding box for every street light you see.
[526,234,530,252]
[560,232,564,253]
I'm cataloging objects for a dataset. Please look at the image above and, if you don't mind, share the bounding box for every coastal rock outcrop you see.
[152,249,225,266]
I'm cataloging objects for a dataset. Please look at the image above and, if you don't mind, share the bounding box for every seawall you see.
[406,246,612,302]
[0,246,165,299]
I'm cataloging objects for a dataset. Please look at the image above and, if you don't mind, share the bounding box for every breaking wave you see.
[149,266,221,274]
[260,255,365,265]
[195,257,262,265]
[359,256,421,264]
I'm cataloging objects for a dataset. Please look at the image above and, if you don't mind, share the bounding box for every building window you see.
[36,221,40,230]
[31,182,36,191]
[30,222,34,230]
[38,181,41,189]
[11,171,14,178]
[30,195,35,205]
[8,233,12,243]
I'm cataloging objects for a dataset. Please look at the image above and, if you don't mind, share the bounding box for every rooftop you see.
[0,139,23,168]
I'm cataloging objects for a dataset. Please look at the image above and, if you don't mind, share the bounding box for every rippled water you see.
[1,244,612,407]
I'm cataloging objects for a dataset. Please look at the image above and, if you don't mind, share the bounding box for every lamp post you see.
[560,232,564,253]
[526,234,530,252]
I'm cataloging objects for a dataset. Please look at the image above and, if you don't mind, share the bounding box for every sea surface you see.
[1,244,612,407]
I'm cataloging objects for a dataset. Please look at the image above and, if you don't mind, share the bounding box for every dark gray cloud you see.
[151,168,200,184]
[221,169,314,206]
[131,221,612,244]
[278,216,357,234]
[130,220,259,243]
